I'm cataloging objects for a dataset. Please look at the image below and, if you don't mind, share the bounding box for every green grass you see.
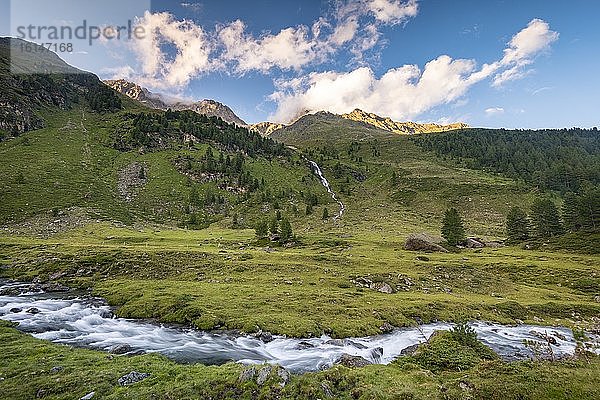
[2,224,599,337]
[1,320,599,400]
[2,99,599,399]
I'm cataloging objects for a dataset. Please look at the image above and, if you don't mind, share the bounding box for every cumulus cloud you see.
[336,0,419,25]
[130,11,213,88]
[269,19,558,123]
[217,0,419,73]
[485,107,505,116]
[493,18,559,87]
[122,0,420,84]
[269,56,493,122]
[218,20,329,74]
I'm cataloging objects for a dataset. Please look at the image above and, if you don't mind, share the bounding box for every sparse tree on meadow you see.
[531,198,563,238]
[255,220,268,238]
[269,216,279,236]
[441,207,466,246]
[322,207,329,220]
[280,218,293,242]
[506,206,530,243]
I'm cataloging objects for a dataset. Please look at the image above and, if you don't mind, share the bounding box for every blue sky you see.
[2,0,599,128]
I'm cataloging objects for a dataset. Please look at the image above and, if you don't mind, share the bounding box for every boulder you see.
[80,392,95,400]
[379,322,395,333]
[118,371,150,386]
[110,344,133,355]
[404,234,448,253]
[26,307,41,314]
[296,341,315,350]
[254,330,274,343]
[256,366,273,386]
[465,238,485,248]
[335,354,372,368]
[238,367,256,383]
[370,347,384,361]
[371,282,394,294]
[9,307,22,313]
[400,344,419,356]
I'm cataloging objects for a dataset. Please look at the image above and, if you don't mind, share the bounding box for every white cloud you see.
[269,19,558,123]
[364,0,419,24]
[485,107,505,116]
[218,20,328,74]
[115,1,420,86]
[269,55,493,123]
[217,1,420,74]
[131,11,213,88]
[492,18,558,87]
[336,0,419,25]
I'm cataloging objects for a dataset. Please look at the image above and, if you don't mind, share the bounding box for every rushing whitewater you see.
[308,160,345,220]
[1,281,598,374]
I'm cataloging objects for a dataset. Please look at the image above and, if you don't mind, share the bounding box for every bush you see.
[410,327,498,372]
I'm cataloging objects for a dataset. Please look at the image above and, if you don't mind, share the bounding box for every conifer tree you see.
[255,220,268,238]
[562,192,580,232]
[506,206,529,243]
[280,218,293,241]
[322,208,329,220]
[441,207,466,246]
[531,198,563,238]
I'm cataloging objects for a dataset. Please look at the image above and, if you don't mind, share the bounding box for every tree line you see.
[115,110,289,158]
[412,128,600,193]
[507,187,600,242]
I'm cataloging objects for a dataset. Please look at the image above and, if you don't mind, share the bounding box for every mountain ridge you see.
[104,79,248,127]
[341,109,469,134]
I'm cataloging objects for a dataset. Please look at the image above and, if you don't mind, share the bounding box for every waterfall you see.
[308,160,345,220]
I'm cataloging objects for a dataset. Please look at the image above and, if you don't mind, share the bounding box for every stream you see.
[308,160,345,220]
[1,280,598,374]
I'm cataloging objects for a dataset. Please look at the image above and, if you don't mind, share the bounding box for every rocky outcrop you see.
[404,234,449,253]
[117,162,148,202]
[105,79,248,127]
[118,371,150,386]
[172,99,247,127]
[250,121,286,136]
[335,354,372,368]
[238,365,290,387]
[342,109,468,134]
[104,79,166,109]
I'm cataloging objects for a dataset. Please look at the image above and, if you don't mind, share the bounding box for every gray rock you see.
[346,340,368,349]
[80,392,95,400]
[321,382,334,398]
[110,344,133,355]
[50,366,64,373]
[370,347,384,361]
[255,330,273,343]
[296,341,315,350]
[277,367,290,387]
[238,367,256,383]
[9,307,22,313]
[400,344,419,356]
[118,371,150,386]
[335,354,372,368]
[40,283,70,292]
[404,234,448,253]
[26,307,40,314]
[326,339,345,346]
[256,366,273,385]
[530,330,558,345]
[465,238,485,248]
[371,282,394,294]
[380,322,395,333]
